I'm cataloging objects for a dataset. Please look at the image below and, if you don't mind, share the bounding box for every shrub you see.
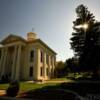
[6,80,20,97]
[0,75,10,83]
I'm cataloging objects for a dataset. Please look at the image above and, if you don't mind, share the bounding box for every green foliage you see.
[6,80,20,97]
[70,4,95,56]
[0,75,10,83]
[70,4,100,73]
[54,61,68,78]
[66,57,79,73]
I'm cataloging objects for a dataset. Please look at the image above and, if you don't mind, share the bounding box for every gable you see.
[0,34,26,45]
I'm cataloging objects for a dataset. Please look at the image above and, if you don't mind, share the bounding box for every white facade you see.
[0,32,56,81]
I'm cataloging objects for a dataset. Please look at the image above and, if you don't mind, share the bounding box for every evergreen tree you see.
[70,4,95,56]
[70,4,100,74]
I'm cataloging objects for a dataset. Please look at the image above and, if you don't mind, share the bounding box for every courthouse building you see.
[0,32,56,81]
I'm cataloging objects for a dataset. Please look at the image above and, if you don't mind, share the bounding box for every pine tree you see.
[70,4,95,56]
[70,4,100,73]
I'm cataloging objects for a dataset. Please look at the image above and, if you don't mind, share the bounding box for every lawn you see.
[0,78,100,100]
[0,78,68,91]
[0,83,9,90]
[0,82,58,92]
[20,82,58,91]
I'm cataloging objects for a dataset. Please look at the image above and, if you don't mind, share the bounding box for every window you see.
[30,50,34,62]
[46,67,49,76]
[40,51,43,62]
[40,67,43,76]
[29,67,33,77]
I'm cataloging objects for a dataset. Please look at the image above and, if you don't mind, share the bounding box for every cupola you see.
[27,32,37,41]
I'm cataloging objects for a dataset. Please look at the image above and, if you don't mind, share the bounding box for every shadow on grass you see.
[20,79,100,100]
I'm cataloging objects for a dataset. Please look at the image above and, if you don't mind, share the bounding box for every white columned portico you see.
[15,45,21,80]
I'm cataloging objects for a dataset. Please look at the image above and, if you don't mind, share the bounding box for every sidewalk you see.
[0,90,6,96]
[0,90,32,100]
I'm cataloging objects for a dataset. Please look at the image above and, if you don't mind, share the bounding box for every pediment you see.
[0,34,26,45]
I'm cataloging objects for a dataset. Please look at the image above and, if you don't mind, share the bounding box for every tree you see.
[70,4,100,76]
[70,4,95,56]
[66,57,79,73]
[54,61,68,77]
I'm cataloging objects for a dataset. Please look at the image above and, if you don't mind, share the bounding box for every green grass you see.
[0,83,9,90]
[20,82,57,91]
[0,78,70,92]
[0,82,58,92]
[50,77,67,81]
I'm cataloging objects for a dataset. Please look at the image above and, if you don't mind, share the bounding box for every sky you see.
[0,0,100,62]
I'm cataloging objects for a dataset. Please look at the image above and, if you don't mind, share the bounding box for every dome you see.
[27,32,37,41]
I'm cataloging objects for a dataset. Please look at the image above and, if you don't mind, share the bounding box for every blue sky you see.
[0,0,100,61]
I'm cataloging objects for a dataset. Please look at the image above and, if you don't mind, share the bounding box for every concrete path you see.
[0,90,33,100]
[0,90,6,96]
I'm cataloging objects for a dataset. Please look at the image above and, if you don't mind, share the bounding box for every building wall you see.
[0,40,56,81]
[25,42,56,81]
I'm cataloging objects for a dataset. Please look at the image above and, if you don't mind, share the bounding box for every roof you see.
[27,39,57,55]
[0,34,26,45]
[0,34,56,55]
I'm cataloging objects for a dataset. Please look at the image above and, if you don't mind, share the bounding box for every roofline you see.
[27,39,57,55]
[0,34,26,44]
[0,34,57,55]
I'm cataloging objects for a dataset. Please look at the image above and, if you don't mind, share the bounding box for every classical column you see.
[11,46,17,80]
[15,45,21,80]
[0,48,4,79]
[48,55,51,78]
[0,48,8,79]
[0,49,3,72]
[52,56,56,77]
[54,56,56,67]
[34,48,40,80]
[43,52,46,78]
[51,56,54,78]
